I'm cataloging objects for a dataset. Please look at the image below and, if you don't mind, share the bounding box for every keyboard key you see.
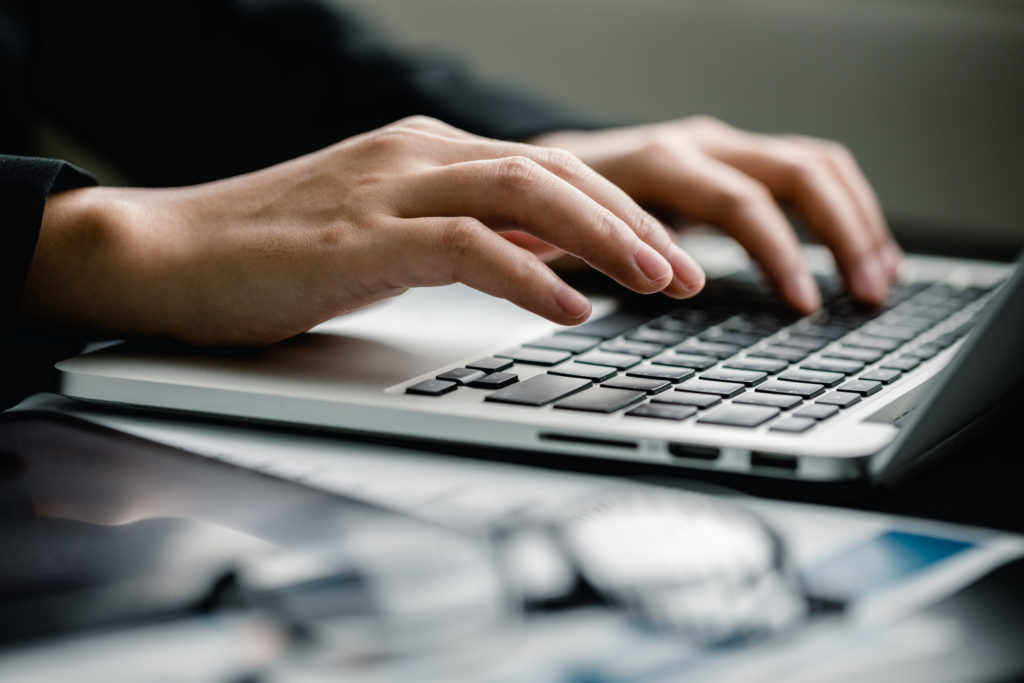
[861,323,924,342]
[880,355,921,371]
[572,312,652,339]
[838,379,882,396]
[525,333,601,354]
[700,368,767,386]
[547,363,617,381]
[599,339,663,358]
[653,353,717,370]
[860,368,902,384]
[436,367,487,385]
[906,343,942,360]
[724,357,789,374]
[468,371,518,389]
[406,379,458,396]
[626,328,688,346]
[749,346,810,362]
[800,358,864,374]
[757,379,825,399]
[497,347,572,366]
[770,417,817,433]
[698,404,780,428]
[554,387,645,413]
[602,376,671,394]
[843,334,903,352]
[802,323,848,340]
[576,350,643,370]
[485,374,590,406]
[817,391,862,408]
[678,378,745,397]
[700,330,763,347]
[677,341,740,359]
[794,403,840,420]
[734,392,802,409]
[466,357,513,372]
[778,369,844,388]
[626,365,695,383]
[777,334,829,351]
[652,391,722,408]
[824,347,885,363]
[625,403,698,421]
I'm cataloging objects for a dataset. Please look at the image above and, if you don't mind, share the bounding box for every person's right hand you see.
[24,117,705,346]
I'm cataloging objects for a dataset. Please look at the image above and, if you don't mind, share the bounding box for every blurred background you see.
[336,0,1024,260]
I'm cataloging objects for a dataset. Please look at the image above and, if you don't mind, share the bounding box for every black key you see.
[437,368,487,385]
[770,417,817,433]
[485,374,590,406]
[802,323,848,340]
[724,357,789,374]
[800,358,864,374]
[734,392,802,409]
[880,355,921,371]
[547,362,617,382]
[652,391,722,408]
[906,343,942,360]
[525,333,601,354]
[599,339,663,358]
[466,357,513,372]
[555,387,645,413]
[838,379,882,396]
[677,341,740,359]
[824,346,885,363]
[677,378,745,397]
[626,365,695,383]
[757,379,825,399]
[497,347,572,366]
[749,346,810,362]
[626,328,688,346]
[602,376,671,394]
[468,371,519,389]
[860,368,902,384]
[576,350,643,370]
[406,379,458,396]
[698,404,780,428]
[779,369,844,388]
[649,316,703,334]
[794,403,840,420]
[700,368,767,386]
[625,403,698,421]
[861,324,923,342]
[843,334,902,352]
[700,330,762,347]
[817,391,862,408]
[778,335,829,352]
[572,312,652,339]
[653,353,717,370]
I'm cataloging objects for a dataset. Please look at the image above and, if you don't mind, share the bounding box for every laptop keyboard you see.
[406,273,994,433]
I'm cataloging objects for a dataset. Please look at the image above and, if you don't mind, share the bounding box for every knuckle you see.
[493,155,547,193]
[440,217,484,267]
[394,115,442,130]
[715,179,772,219]
[538,147,585,177]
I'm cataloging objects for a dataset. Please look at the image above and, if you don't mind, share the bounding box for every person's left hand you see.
[530,116,903,313]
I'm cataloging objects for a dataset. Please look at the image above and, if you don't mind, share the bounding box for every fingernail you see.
[633,242,672,284]
[668,244,706,293]
[785,271,821,313]
[554,285,591,321]
[851,258,887,304]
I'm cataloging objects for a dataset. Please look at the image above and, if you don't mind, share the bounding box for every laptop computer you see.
[55,232,1023,484]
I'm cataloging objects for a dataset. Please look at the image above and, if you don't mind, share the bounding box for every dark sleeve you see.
[0,155,95,409]
[34,0,598,187]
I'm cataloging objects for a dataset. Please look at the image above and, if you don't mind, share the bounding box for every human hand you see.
[531,116,902,313]
[24,117,705,345]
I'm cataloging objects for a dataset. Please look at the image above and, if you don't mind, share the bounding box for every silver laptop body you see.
[56,234,1022,483]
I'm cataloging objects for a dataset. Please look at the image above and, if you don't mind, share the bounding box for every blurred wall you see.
[337,0,1024,259]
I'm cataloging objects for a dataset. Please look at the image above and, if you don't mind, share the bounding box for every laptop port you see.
[668,443,719,462]
[750,451,798,472]
[539,433,638,450]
